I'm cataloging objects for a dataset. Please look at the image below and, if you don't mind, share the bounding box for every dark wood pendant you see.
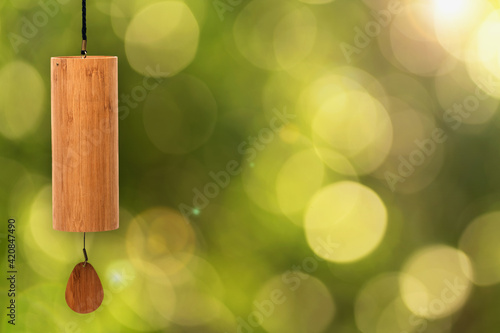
[65,262,104,314]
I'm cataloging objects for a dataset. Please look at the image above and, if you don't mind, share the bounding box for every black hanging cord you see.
[83,232,88,266]
[81,0,87,57]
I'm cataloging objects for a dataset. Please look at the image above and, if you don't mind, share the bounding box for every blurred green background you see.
[2,0,500,332]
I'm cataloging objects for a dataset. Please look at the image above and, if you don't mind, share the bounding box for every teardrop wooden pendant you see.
[65,262,104,314]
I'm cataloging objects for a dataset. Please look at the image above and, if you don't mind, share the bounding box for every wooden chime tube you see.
[51,56,119,232]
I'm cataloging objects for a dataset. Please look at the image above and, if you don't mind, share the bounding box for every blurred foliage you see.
[2,0,500,332]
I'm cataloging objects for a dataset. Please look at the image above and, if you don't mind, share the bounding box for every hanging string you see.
[81,0,87,57]
[83,232,88,266]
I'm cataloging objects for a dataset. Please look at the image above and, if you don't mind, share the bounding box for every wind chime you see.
[51,0,119,313]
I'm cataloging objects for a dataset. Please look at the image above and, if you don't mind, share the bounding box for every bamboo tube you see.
[51,56,119,232]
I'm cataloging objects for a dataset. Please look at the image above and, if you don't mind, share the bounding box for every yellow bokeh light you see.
[314,147,358,176]
[377,71,434,112]
[433,0,493,61]
[297,68,390,175]
[305,181,387,263]
[389,3,448,76]
[111,0,170,39]
[312,90,392,175]
[276,149,325,226]
[433,0,470,20]
[298,67,387,127]
[123,253,226,328]
[125,1,199,77]
[166,257,224,327]
[21,185,87,283]
[371,99,446,194]
[354,273,451,333]
[108,265,176,331]
[435,61,499,125]
[110,0,207,40]
[477,10,500,80]
[399,245,473,319]
[376,296,451,333]
[459,211,500,286]
[355,273,402,333]
[274,6,317,69]
[126,207,197,277]
[0,61,44,140]
[105,260,137,295]
[27,186,79,264]
[0,158,33,220]
[234,0,317,70]
[255,274,335,333]
[241,136,305,214]
[169,289,222,326]
[387,106,435,156]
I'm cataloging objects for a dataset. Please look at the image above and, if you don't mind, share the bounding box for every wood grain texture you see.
[51,56,119,232]
[65,262,104,314]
